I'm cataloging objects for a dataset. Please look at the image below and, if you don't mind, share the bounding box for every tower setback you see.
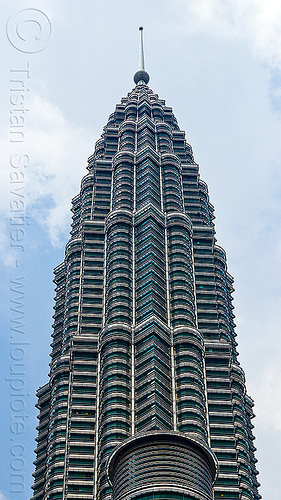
[32,29,260,500]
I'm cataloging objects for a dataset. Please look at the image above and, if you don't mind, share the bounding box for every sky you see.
[1,0,281,498]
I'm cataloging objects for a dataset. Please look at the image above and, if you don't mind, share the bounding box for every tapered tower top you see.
[133,27,150,85]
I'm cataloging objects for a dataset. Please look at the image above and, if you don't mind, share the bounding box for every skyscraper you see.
[32,28,260,500]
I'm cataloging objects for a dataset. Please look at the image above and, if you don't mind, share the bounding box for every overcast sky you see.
[1,1,281,499]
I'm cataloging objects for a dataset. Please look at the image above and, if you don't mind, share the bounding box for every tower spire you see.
[138,26,145,70]
[134,27,150,85]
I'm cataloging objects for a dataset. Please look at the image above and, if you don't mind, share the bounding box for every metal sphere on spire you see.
[133,27,150,85]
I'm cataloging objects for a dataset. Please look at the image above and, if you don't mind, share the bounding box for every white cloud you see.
[25,95,95,245]
[0,492,9,500]
[0,220,17,267]
[0,94,94,255]
[256,364,281,430]
[171,0,281,66]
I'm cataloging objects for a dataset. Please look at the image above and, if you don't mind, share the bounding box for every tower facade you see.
[32,31,260,500]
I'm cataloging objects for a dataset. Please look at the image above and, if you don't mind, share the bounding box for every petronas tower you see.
[32,28,260,500]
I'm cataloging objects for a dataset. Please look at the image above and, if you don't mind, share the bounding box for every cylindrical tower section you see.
[174,327,209,443]
[198,179,215,225]
[112,152,134,212]
[152,102,164,122]
[167,213,196,328]
[125,99,137,121]
[119,122,136,152]
[213,244,237,349]
[107,432,217,500]
[156,122,173,153]
[161,153,184,213]
[105,210,133,325]
[62,238,82,339]
[79,173,95,226]
[99,324,132,500]
[94,137,105,160]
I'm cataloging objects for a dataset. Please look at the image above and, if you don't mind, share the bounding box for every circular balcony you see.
[107,431,217,500]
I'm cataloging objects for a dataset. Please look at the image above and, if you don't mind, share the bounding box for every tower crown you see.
[133,26,150,85]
